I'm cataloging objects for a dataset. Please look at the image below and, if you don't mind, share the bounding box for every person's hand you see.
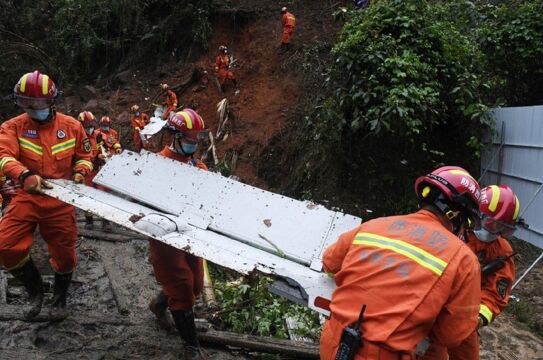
[98,154,106,161]
[22,173,52,194]
[72,173,85,184]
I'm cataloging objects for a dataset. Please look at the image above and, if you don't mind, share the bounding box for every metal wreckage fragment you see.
[43,151,361,315]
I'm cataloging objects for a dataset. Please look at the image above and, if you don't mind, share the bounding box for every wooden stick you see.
[208,132,219,166]
[198,328,319,358]
[97,243,131,315]
[202,260,216,306]
[0,270,7,304]
[77,228,148,242]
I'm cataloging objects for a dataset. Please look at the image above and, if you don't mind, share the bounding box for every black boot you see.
[149,291,175,333]
[84,214,94,230]
[49,271,72,319]
[170,309,207,360]
[9,258,44,319]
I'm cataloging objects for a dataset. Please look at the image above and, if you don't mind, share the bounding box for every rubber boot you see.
[49,272,72,319]
[149,291,175,333]
[84,214,94,230]
[9,258,44,319]
[170,309,207,360]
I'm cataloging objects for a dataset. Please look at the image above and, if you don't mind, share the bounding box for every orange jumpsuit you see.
[162,90,178,119]
[149,146,207,311]
[320,210,481,360]
[215,54,236,85]
[0,112,93,272]
[0,172,5,210]
[131,113,150,152]
[281,11,296,44]
[98,128,121,154]
[423,233,515,360]
[84,130,106,188]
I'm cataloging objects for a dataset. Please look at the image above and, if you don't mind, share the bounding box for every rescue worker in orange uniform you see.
[77,111,108,230]
[214,46,238,92]
[320,166,482,360]
[422,185,519,360]
[98,116,122,155]
[0,71,93,319]
[147,109,209,360]
[160,83,178,120]
[130,104,150,152]
[280,7,296,51]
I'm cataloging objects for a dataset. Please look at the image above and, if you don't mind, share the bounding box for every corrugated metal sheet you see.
[481,106,543,249]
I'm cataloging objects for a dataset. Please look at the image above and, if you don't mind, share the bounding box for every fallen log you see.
[96,243,131,315]
[198,328,319,359]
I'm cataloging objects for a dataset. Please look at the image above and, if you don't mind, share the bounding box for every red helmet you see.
[478,185,521,238]
[100,116,111,126]
[164,109,207,142]
[13,70,58,109]
[77,111,96,127]
[415,166,481,227]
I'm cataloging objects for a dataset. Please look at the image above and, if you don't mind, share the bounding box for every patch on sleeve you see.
[496,278,510,299]
[83,138,92,153]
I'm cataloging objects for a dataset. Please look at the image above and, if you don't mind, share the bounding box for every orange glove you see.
[21,171,52,194]
[72,173,85,184]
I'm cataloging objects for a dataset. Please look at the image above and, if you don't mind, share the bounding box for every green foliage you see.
[214,275,321,340]
[479,0,543,105]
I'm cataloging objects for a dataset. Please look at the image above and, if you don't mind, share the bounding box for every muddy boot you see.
[149,291,175,333]
[170,308,207,360]
[9,258,44,319]
[101,219,112,231]
[84,214,94,230]
[49,272,72,319]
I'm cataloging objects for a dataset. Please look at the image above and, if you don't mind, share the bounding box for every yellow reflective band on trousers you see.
[18,137,43,155]
[353,232,448,276]
[0,157,16,172]
[479,304,493,323]
[75,160,93,171]
[51,138,76,155]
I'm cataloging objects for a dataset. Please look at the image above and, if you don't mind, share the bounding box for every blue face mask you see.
[473,228,498,243]
[85,127,94,136]
[135,112,140,116]
[102,126,110,132]
[181,142,197,155]
[25,108,50,122]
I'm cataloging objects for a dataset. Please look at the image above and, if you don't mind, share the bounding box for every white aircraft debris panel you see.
[93,151,361,266]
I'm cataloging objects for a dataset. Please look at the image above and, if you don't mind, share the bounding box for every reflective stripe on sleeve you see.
[0,157,17,172]
[479,304,494,324]
[354,232,448,276]
[75,160,93,172]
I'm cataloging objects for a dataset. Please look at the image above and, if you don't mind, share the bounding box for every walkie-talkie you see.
[335,304,367,360]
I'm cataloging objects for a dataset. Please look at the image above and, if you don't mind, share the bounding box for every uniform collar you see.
[163,145,192,163]
[417,209,453,232]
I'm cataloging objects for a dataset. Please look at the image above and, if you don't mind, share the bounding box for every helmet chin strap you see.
[434,195,464,235]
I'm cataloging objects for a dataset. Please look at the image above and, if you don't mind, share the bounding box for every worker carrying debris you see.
[280,7,296,51]
[148,109,209,360]
[0,71,93,319]
[214,45,238,92]
[98,115,122,155]
[130,104,150,152]
[77,111,108,230]
[422,185,520,360]
[160,83,178,120]
[320,166,482,360]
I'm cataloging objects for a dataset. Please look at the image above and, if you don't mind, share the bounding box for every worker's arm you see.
[73,124,94,176]
[480,244,515,325]
[131,117,140,131]
[430,250,481,348]
[0,121,26,180]
[322,226,360,275]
